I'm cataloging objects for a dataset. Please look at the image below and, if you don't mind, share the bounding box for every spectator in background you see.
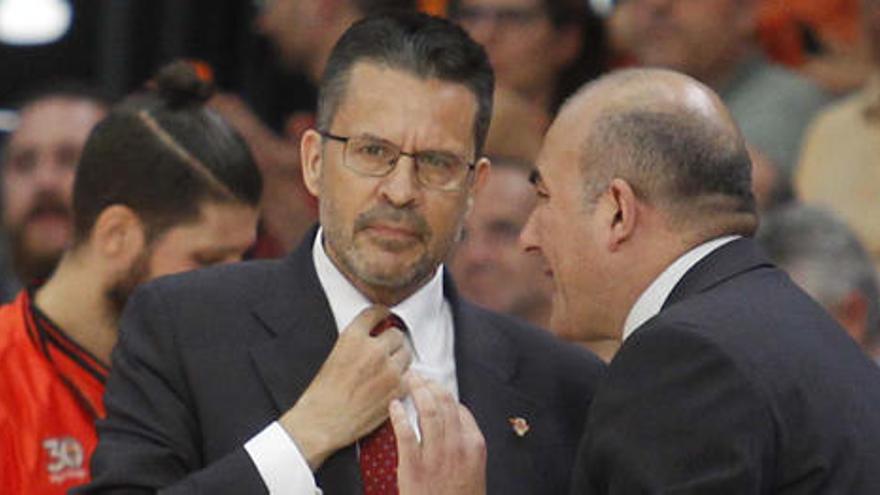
[450,89,553,328]
[797,0,880,272]
[610,0,829,175]
[0,61,262,494]
[450,0,608,113]
[0,89,107,301]
[748,144,794,212]
[208,93,316,255]
[758,0,870,94]
[257,0,418,88]
[758,204,880,365]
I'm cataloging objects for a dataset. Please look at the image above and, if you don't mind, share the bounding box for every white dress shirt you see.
[622,236,739,341]
[244,230,457,494]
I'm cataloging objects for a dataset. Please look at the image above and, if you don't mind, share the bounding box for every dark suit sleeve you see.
[75,286,268,494]
[572,324,777,494]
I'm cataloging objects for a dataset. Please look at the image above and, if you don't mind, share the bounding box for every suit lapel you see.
[448,277,544,492]
[249,231,337,413]
[248,229,361,492]
[664,237,775,310]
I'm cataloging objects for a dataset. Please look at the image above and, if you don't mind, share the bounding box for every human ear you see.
[301,129,324,197]
[90,205,147,267]
[604,178,638,252]
[468,157,492,207]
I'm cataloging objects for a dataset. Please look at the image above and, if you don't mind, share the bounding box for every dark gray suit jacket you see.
[80,233,605,494]
[571,238,880,494]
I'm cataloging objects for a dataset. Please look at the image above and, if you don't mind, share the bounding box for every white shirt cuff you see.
[244,421,321,495]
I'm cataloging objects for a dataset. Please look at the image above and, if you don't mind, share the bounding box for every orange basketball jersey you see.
[0,291,107,493]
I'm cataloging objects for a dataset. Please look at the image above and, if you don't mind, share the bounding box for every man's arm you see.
[572,324,777,494]
[79,287,411,494]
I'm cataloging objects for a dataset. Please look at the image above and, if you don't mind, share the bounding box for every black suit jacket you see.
[571,238,880,494]
[80,233,605,494]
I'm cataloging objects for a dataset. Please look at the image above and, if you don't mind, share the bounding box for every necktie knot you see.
[370,313,408,336]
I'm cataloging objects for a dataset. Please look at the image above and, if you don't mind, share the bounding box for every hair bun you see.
[153,60,215,108]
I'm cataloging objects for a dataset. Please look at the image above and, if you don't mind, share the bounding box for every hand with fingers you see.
[392,373,487,495]
[279,306,412,470]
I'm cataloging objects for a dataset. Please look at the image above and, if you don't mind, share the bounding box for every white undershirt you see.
[244,230,457,494]
[622,236,739,341]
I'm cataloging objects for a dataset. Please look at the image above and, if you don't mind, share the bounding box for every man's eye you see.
[419,153,458,171]
[8,153,36,175]
[358,143,393,159]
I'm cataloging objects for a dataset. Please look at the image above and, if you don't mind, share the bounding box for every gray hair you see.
[757,203,880,344]
[579,106,757,238]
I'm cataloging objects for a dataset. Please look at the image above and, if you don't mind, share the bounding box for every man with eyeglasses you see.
[84,12,605,495]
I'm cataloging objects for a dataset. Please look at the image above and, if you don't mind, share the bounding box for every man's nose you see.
[460,232,496,265]
[519,212,540,254]
[378,156,420,207]
[33,158,68,190]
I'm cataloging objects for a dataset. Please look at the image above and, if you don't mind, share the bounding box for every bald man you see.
[519,69,880,493]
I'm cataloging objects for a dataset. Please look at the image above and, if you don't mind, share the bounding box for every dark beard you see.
[105,246,152,320]
[7,191,72,284]
[8,233,63,284]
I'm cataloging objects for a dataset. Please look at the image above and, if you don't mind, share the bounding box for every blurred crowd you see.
[2,0,880,364]
[2,0,880,492]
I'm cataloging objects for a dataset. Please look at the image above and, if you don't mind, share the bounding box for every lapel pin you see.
[508,416,530,437]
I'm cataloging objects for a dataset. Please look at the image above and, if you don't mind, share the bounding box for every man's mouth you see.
[25,211,70,231]
[30,210,68,221]
[365,223,421,241]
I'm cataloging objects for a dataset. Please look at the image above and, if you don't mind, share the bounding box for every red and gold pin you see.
[508,416,530,437]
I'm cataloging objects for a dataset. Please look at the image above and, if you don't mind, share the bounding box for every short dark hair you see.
[583,106,756,234]
[72,61,262,245]
[317,12,494,156]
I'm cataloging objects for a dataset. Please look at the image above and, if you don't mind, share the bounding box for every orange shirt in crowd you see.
[0,291,108,494]
[420,0,448,16]
[758,0,861,67]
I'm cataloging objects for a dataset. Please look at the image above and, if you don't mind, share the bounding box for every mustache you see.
[354,204,430,240]
[24,191,71,224]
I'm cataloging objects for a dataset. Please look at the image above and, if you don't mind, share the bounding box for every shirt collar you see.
[312,228,445,358]
[622,235,739,341]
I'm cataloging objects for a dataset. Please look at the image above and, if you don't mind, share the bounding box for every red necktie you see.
[360,313,407,495]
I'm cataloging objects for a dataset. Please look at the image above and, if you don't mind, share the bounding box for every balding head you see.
[522,68,759,342]
[560,69,757,239]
